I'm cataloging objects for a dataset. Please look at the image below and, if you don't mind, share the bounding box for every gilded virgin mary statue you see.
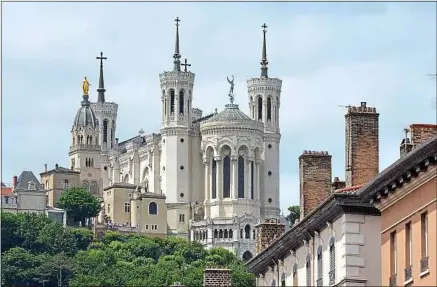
[82,77,91,95]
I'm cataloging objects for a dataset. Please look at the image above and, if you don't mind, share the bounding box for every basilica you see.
[69,19,283,260]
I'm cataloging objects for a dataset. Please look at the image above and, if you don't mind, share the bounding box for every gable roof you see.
[15,171,44,191]
[1,187,14,196]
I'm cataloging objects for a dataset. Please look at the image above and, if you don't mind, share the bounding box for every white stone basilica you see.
[69,19,283,260]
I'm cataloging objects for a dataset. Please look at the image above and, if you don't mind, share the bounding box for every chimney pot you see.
[55,164,59,170]
[12,176,17,187]
[44,164,47,172]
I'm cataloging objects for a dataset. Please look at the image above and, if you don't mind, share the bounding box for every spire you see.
[260,23,269,78]
[96,52,107,103]
[173,17,181,71]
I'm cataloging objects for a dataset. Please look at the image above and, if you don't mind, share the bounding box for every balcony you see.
[329,270,335,285]
[389,274,397,287]
[316,278,323,286]
[404,265,412,282]
[420,256,429,274]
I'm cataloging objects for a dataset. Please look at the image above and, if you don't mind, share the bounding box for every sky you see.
[2,2,436,211]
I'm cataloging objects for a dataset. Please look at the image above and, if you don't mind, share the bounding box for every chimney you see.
[12,176,17,188]
[345,102,379,187]
[44,164,48,172]
[332,176,346,191]
[55,163,59,170]
[299,150,332,219]
[409,124,437,148]
[400,127,413,157]
[203,268,232,287]
[255,218,285,254]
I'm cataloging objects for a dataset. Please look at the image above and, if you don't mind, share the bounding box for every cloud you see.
[2,2,436,211]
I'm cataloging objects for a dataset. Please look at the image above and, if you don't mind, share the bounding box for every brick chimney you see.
[12,176,17,188]
[332,176,346,191]
[409,124,437,148]
[255,218,285,254]
[345,102,379,187]
[203,268,232,287]
[299,150,332,219]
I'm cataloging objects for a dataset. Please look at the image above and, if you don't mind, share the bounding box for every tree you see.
[70,227,94,251]
[36,221,78,255]
[286,205,300,225]
[58,187,101,226]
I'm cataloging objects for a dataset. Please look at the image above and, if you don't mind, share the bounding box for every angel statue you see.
[227,75,235,95]
[82,76,91,95]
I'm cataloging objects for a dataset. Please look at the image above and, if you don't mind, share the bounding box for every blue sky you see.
[2,2,436,211]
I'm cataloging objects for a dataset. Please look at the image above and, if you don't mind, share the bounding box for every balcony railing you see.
[316,278,323,286]
[420,256,429,273]
[404,265,412,282]
[389,274,397,287]
[329,269,335,285]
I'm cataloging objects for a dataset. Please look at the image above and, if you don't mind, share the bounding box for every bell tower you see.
[247,24,282,218]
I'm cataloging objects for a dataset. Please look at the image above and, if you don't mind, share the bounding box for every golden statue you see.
[82,76,91,95]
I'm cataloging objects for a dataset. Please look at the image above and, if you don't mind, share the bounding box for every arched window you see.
[317,246,323,286]
[64,180,69,190]
[224,229,228,238]
[219,229,223,238]
[293,263,298,286]
[281,273,286,287]
[229,229,233,239]
[212,159,217,199]
[170,89,175,114]
[90,181,98,195]
[72,137,75,146]
[148,202,158,215]
[257,97,263,120]
[306,254,312,286]
[179,90,184,115]
[245,224,251,239]
[89,135,93,145]
[253,229,256,239]
[82,181,89,192]
[238,156,245,198]
[111,120,115,149]
[267,97,272,121]
[223,156,231,198]
[103,120,108,143]
[214,229,218,238]
[240,229,243,239]
[329,237,336,284]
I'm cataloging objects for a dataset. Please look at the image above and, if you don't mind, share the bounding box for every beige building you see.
[40,163,81,207]
[97,183,167,238]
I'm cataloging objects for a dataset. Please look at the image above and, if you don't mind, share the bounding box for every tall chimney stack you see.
[345,102,379,187]
[12,176,17,188]
[299,150,332,219]
[44,164,48,172]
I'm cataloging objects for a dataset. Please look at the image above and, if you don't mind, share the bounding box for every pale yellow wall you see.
[41,172,81,207]
[138,195,167,237]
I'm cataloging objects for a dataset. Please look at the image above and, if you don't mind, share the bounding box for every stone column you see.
[130,198,138,228]
[255,160,261,201]
[246,160,252,199]
[231,156,238,199]
[215,157,223,200]
[263,99,267,122]
[204,159,210,202]
[108,120,113,150]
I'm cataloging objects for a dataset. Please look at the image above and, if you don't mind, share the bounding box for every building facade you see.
[67,20,284,258]
[360,136,437,287]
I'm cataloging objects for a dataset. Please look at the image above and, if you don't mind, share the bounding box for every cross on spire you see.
[96,51,107,103]
[260,23,269,78]
[175,17,180,26]
[262,23,267,31]
[181,58,191,72]
[173,17,182,71]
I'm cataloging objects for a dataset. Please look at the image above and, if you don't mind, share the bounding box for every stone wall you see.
[345,102,379,187]
[203,268,232,287]
[410,124,437,147]
[255,218,285,254]
[299,151,332,218]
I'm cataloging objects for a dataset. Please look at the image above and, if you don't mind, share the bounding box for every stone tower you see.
[247,23,282,218]
[299,151,332,219]
[159,18,195,237]
[69,87,102,196]
[90,52,119,189]
[345,102,379,187]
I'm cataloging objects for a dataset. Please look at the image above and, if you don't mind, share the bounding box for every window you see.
[124,202,131,213]
[179,214,185,222]
[306,254,312,286]
[45,180,49,190]
[149,202,158,215]
[257,97,263,120]
[329,237,336,285]
[317,246,323,286]
[103,119,108,143]
[390,231,397,276]
[223,156,231,198]
[238,156,245,198]
[219,229,223,238]
[293,263,298,286]
[405,222,412,267]
[170,89,175,114]
[421,212,428,258]
[281,273,286,287]
[64,179,69,190]
[229,229,233,239]
[245,224,251,239]
[212,160,217,199]
[90,181,98,195]
[82,181,89,192]
[240,229,243,239]
[5,196,9,204]
[253,229,256,239]
[214,229,218,238]
[151,225,155,230]
[145,224,149,230]
[107,204,111,214]
[271,279,276,287]
[267,97,272,120]
[179,90,184,114]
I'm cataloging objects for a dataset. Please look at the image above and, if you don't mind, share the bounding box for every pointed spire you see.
[260,23,269,78]
[96,52,107,103]
[173,17,182,71]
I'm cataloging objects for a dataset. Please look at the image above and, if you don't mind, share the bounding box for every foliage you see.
[286,205,300,225]
[58,187,101,225]
[1,212,256,287]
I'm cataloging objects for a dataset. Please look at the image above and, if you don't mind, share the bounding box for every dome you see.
[73,96,98,128]
[205,104,253,123]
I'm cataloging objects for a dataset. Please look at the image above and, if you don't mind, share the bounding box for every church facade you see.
[69,19,283,259]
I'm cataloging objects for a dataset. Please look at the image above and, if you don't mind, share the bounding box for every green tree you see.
[1,212,22,252]
[70,227,94,250]
[58,187,101,226]
[1,247,38,286]
[16,212,51,252]
[36,221,78,255]
[286,205,300,225]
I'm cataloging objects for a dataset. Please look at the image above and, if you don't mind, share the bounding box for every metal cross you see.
[175,17,181,26]
[96,52,107,67]
[262,23,268,31]
[181,58,191,72]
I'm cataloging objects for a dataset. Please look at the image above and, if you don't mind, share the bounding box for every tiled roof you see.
[1,187,13,196]
[15,171,44,191]
[335,184,364,194]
